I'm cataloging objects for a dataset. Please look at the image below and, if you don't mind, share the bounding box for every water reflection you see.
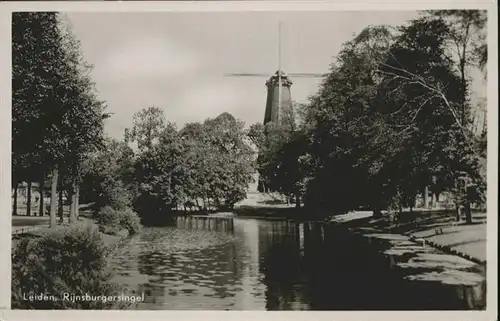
[108,217,418,310]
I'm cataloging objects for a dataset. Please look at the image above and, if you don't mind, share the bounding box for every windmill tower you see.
[264,70,293,124]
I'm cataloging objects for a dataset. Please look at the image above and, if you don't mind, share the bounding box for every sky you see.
[63,11,483,140]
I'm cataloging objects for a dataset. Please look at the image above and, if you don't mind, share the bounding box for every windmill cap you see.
[265,70,293,87]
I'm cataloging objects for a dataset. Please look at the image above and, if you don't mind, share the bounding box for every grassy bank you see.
[11,207,142,309]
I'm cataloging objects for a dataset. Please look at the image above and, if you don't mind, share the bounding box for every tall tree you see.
[377,16,485,222]
[12,13,108,227]
[12,12,66,227]
[299,25,395,216]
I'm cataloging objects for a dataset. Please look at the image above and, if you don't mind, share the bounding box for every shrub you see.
[95,181,132,213]
[95,206,123,236]
[11,226,131,309]
[95,206,142,236]
[119,207,142,235]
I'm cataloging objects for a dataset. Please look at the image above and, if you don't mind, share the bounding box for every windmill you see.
[225,22,328,125]
[226,22,328,193]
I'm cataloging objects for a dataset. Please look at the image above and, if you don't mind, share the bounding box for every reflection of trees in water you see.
[134,222,245,304]
[115,219,470,310]
[259,221,382,310]
[303,224,435,310]
[258,221,309,310]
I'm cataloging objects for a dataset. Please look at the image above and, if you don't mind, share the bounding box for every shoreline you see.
[228,198,487,309]
[326,212,486,309]
[11,216,129,251]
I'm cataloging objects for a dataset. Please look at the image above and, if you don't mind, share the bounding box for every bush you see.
[95,181,132,212]
[11,226,131,309]
[95,206,123,236]
[96,206,141,236]
[120,207,142,235]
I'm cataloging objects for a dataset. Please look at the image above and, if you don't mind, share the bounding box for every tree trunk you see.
[460,62,467,125]
[27,181,32,216]
[39,179,45,216]
[69,182,76,224]
[423,186,429,209]
[75,184,80,220]
[13,182,18,216]
[49,167,58,228]
[459,26,469,126]
[58,188,64,223]
[464,201,472,224]
[295,193,301,209]
[454,180,461,222]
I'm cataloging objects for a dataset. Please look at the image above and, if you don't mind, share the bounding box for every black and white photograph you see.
[0,1,497,317]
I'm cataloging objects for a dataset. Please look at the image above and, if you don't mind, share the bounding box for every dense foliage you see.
[85,109,255,223]
[12,226,131,309]
[12,13,107,225]
[95,206,141,236]
[252,13,487,221]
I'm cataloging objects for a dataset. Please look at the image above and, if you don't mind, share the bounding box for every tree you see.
[427,10,487,79]
[12,12,68,227]
[377,16,486,222]
[57,18,108,223]
[12,13,108,227]
[200,113,255,208]
[299,25,396,216]
[134,123,188,217]
[129,111,255,220]
[125,106,166,151]
[374,18,462,211]
[247,123,266,150]
[251,102,310,207]
[82,138,135,212]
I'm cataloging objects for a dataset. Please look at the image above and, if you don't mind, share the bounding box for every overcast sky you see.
[64,11,483,140]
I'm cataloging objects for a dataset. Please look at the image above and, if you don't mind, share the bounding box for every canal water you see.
[107,216,452,310]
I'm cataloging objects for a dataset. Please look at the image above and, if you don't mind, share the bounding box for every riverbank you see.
[233,192,301,219]
[231,193,487,309]
[11,213,130,255]
[331,209,487,262]
[236,193,487,262]
[11,213,139,310]
[328,210,487,309]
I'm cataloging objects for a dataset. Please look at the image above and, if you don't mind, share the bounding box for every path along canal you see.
[108,216,485,310]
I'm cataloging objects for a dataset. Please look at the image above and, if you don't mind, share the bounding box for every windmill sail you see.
[278,21,282,117]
